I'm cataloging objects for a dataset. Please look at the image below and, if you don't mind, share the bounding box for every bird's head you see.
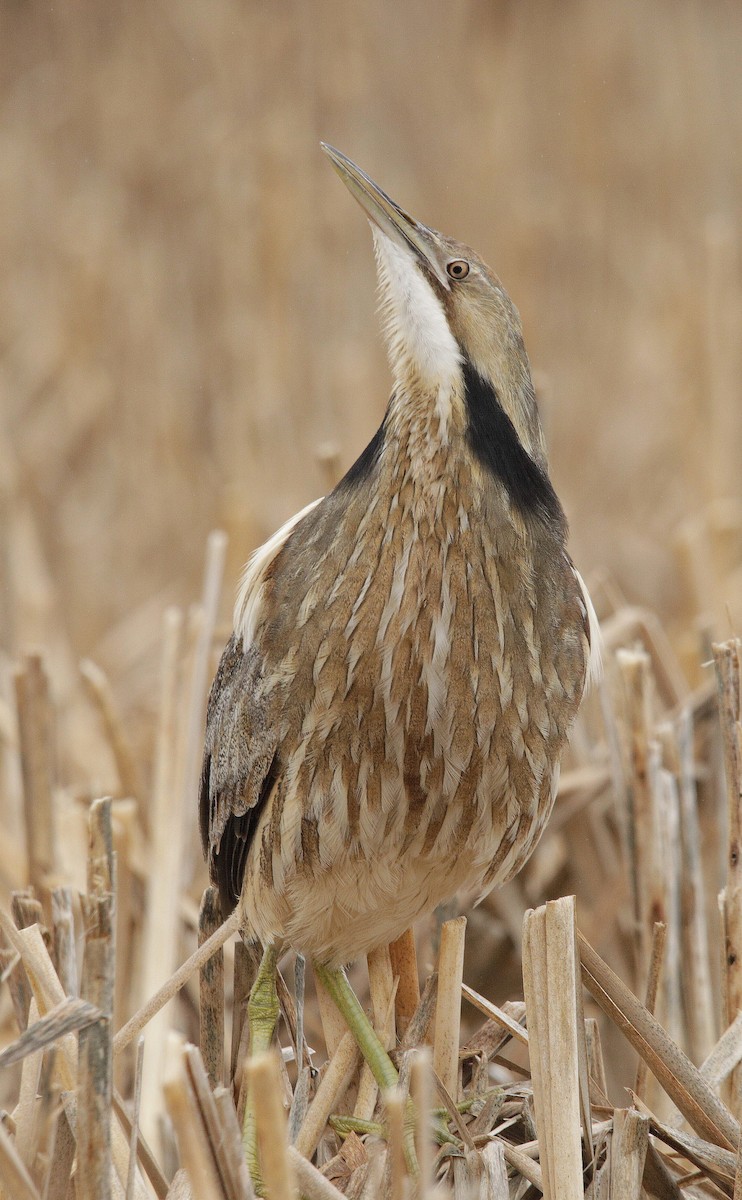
[322,143,547,472]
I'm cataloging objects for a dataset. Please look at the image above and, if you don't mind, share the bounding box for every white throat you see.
[373,229,461,392]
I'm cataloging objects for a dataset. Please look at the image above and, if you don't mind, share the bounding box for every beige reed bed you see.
[1,513,742,1197]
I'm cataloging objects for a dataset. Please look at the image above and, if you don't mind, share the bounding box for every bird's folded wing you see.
[199,637,282,914]
[200,496,324,916]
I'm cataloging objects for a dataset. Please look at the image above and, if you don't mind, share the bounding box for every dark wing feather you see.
[199,633,281,918]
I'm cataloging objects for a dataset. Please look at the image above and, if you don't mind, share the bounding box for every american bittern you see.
[200,144,599,1158]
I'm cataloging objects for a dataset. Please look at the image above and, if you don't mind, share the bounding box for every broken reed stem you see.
[138,604,187,1149]
[383,1087,406,1200]
[51,887,78,998]
[500,1140,544,1191]
[634,920,667,1100]
[77,798,115,1200]
[578,928,740,1150]
[461,983,529,1046]
[288,1149,346,1200]
[0,1118,40,1200]
[714,639,742,1120]
[125,1038,145,1200]
[433,916,466,1101]
[673,708,717,1063]
[294,1030,360,1160]
[246,1051,296,1200]
[701,1013,742,1091]
[522,897,586,1200]
[410,1048,434,1195]
[388,928,420,1038]
[79,658,142,808]
[610,1107,649,1199]
[315,970,349,1058]
[13,652,56,898]
[617,649,665,982]
[163,1035,222,1200]
[198,886,225,1087]
[367,943,396,1050]
[113,908,240,1056]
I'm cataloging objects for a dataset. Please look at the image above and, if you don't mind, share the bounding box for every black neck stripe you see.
[333,412,388,493]
[462,359,564,528]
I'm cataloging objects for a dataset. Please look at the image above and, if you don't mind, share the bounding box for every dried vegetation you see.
[2,1,742,1197]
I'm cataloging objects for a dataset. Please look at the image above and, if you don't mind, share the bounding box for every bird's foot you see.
[313,963,420,1176]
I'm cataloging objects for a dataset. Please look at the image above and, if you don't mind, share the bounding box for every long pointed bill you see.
[321,142,450,291]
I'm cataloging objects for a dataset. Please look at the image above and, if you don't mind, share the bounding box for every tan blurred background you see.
[3,0,741,669]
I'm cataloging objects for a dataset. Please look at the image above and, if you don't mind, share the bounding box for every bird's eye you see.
[446,259,470,280]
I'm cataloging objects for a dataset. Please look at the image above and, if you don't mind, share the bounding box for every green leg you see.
[243,944,279,1186]
[313,963,398,1091]
[313,963,419,1175]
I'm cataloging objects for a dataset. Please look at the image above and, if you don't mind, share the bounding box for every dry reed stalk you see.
[714,638,742,1121]
[522,896,587,1200]
[409,1048,433,1197]
[51,886,78,998]
[77,798,116,1200]
[499,1141,544,1192]
[399,973,438,1052]
[112,1087,170,1200]
[199,887,225,1087]
[382,1087,406,1200]
[352,1063,380,1125]
[0,918,76,1089]
[367,944,396,1051]
[294,1030,360,1160]
[657,769,684,1063]
[600,607,688,710]
[13,653,55,899]
[671,709,717,1063]
[184,1046,251,1200]
[138,604,186,1148]
[180,529,228,861]
[480,1140,508,1199]
[165,1169,192,1199]
[638,1104,737,1190]
[460,984,528,1047]
[634,920,666,1101]
[11,997,43,1174]
[388,930,420,1039]
[1,913,147,1199]
[0,996,100,1069]
[212,1088,255,1200]
[113,908,240,1056]
[245,1051,297,1200]
[585,1017,608,1100]
[230,941,258,1086]
[29,1052,63,1198]
[163,1034,223,1200]
[432,916,466,1101]
[578,928,740,1149]
[0,1118,40,1200]
[110,797,139,1034]
[79,658,143,809]
[701,1013,742,1091]
[125,1038,145,1200]
[609,1107,648,1199]
[315,971,350,1058]
[616,648,664,983]
[288,1149,347,1200]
